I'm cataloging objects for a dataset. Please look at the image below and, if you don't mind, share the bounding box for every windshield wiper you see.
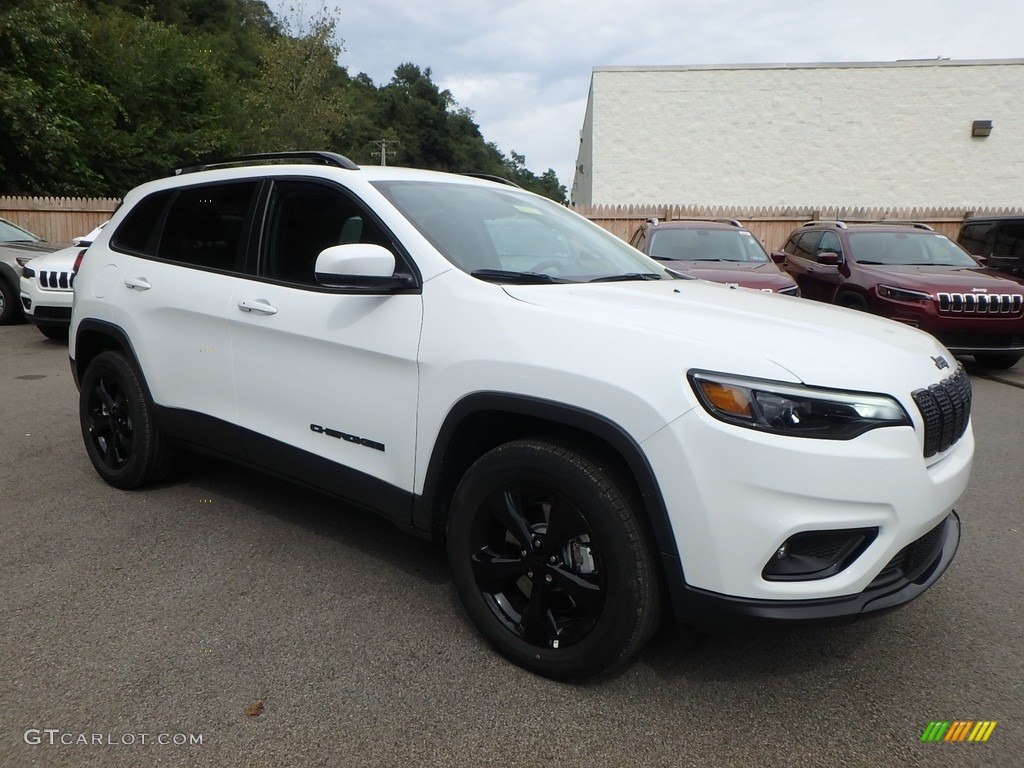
[470,269,568,284]
[589,272,663,283]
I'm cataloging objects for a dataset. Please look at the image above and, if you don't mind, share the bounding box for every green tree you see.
[82,8,237,193]
[0,0,113,194]
[235,12,347,153]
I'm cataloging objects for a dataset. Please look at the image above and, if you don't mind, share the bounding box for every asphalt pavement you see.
[1,322,1021,768]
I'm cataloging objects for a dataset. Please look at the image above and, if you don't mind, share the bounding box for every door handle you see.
[124,277,151,290]
[237,298,278,315]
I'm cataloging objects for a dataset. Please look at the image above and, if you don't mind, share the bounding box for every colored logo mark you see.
[921,721,997,742]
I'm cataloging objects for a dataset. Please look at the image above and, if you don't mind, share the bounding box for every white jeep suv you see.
[20,224,105,339]
[69,152,973,680]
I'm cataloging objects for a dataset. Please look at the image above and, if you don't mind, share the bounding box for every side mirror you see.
[314,244,412,290]
[971,253,988,265]
[769,251,787,264]
[816,251,842,266]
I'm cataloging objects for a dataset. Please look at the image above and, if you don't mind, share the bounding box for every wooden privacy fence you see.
[574,204,1024,252]
[5,197,1024,252]
[0,197,120,245]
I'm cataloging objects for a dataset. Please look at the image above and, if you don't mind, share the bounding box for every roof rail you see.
[668,217,744,228]
[802,220,848,229]
[867,220,935,231]
[462,173,522,188]
[174,151,359,175]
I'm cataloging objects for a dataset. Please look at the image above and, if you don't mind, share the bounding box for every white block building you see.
[572,59,1024,209]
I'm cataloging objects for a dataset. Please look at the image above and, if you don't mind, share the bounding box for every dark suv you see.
[774,221,1024,368]
[958,216,1024,278]
[629,218,799,295]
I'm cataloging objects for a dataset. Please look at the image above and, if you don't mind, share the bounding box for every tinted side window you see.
[260,180,392,285]
[818,231,842,255]
[958,222,995,256]
[789,231,822,260]
[111,191,173,255]
[156,182,258,271]
[992,223,1024,258]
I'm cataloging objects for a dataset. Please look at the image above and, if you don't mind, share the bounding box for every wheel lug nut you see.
[548,555,557,564]
[520,550,527,557]
[545,574,553,583]
[527,571,534,578]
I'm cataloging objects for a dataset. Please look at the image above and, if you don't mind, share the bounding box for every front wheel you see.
[0,278,22,324]
[974,353,1021,369]
[446,439,660,681]
[79,351,174,488]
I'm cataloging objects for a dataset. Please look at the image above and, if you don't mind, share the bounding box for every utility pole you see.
[370,139,400,166]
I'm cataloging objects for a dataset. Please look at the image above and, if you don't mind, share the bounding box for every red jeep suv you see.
[774,221,1024,368]
[630,218,800,295]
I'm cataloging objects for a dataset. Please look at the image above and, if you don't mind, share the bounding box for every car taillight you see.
[70,248,86,287]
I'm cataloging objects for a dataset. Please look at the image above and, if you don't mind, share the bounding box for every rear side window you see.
[156,182,258,271]
[958,222,996,256]
[111,191,173,255]
[111,182,257,272]
[786,231,822,260]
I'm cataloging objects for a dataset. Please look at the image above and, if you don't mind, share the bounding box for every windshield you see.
[847,232,978,267]
[0,218,41,244]
[648,227,769,263]
[373,180,671,283]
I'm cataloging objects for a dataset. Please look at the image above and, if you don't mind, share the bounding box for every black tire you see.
[974,353,1021,369]
[37,323,69,340]
[79,351,174,489]
[0,277,22,325]
[446,438,661,681]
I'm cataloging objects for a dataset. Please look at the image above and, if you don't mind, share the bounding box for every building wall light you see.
[972,120,993,138]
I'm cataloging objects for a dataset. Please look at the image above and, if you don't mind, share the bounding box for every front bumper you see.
[662,511,959,628]
[642,399,972,614]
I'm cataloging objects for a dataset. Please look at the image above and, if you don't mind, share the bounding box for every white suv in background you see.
[69,152,974,680]
[20,224,105,339]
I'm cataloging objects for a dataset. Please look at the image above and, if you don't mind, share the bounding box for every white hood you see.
[501,279,955,394]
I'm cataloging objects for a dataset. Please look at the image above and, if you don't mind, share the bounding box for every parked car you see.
[957,215,1024,278]
[71,152,972,681]
[629,218,800,294]
[0,217,61,324]
[773,220,1024,369]
[19,222,105,339]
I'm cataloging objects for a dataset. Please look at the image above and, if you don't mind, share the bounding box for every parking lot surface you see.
[1,323,1021,768]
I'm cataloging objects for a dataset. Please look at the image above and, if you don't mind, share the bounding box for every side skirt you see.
[157,407,421,537]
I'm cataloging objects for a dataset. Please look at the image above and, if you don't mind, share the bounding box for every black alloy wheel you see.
[447,438,660,681]
[79,351,173,488]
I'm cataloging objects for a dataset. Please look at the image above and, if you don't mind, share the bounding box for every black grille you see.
[39,270,73,289]
[871,517,950,587]
[912,367,971,458]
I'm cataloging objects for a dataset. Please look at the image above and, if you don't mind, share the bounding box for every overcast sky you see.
[292,0,1021,188]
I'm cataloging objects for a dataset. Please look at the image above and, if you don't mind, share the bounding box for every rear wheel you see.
[446,438,660,681]
[79,351,174,488]
[974,353,1021,369]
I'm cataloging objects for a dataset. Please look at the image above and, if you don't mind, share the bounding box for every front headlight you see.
[878,284,932,302]
[688,370,911,440]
